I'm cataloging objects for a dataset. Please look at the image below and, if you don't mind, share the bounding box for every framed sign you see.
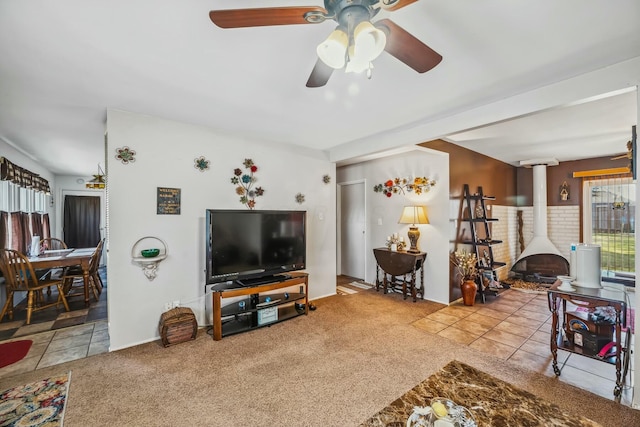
[157,187,181,215]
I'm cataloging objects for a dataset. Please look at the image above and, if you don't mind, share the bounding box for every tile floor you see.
[0,270,110,380]
[0,319,109,379]
[412,285,635,406]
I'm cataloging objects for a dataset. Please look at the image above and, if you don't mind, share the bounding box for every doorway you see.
[63,195,101,248]
[59,189,106,264]
[338,180,366,280]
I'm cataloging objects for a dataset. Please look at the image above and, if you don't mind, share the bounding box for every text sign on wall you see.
[157,187,181,215]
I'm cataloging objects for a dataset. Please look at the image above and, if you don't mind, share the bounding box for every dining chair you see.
[0,249,70,325]
[40,237,68,251]
[63,239,104,302]
[38,237,69,294]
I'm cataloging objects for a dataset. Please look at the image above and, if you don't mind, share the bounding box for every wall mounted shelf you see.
[131,236,168,281]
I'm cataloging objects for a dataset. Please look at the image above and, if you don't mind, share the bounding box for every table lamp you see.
[398,206,429,253]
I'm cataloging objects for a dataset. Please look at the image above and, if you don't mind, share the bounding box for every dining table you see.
[28,247,96,307]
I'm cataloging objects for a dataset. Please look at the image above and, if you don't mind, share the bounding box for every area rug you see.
[361,360,600,426]
[0,340,32,369]
[0,372,70,427]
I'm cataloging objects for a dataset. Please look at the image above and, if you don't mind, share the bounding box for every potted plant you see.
[453,250,479,306]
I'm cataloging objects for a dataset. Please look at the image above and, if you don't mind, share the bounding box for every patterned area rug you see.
[0,372,70,426]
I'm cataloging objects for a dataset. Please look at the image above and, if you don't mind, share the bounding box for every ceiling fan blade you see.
[306,59,334,88]
[380,0,419,12]
[210,7,327,29]
[376,19,442,73]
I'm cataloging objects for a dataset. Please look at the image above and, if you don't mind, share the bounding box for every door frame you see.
[337,179,367,280]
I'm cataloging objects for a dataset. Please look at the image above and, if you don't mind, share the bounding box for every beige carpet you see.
[0,287,638,427]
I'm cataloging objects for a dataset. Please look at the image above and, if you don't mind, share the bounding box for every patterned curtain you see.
[0,157,51,193]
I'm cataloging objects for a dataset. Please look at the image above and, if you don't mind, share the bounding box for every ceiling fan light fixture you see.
[345,44,371,74]
[316,28,348,69]
[353,21,386,62]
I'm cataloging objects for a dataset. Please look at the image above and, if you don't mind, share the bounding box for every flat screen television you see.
[205,209,306,288]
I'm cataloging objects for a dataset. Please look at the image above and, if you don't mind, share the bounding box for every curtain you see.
[0,157,51,193]
[41,213,51,240]
[0,211,7,250]
[30,213,43,240]
[9,212,27,254]
[64,196,101,248]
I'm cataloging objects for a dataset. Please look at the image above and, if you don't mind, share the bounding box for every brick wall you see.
[488,205,580,280]
[517,205,580,259]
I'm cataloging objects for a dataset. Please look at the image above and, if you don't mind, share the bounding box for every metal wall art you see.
[115,146,136,164]
[194,156,210,172]
[323,174,331,184]
[295,193,305,204]
[231,158,264,209]
[374,177,436,198]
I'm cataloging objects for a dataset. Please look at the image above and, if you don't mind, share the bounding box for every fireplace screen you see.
[511,254,569,284]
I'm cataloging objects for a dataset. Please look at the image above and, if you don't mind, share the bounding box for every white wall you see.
[105,109,336,350]
[336,147,450,304]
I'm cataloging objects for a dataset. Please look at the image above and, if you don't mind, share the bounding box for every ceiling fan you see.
[209,0,443,87]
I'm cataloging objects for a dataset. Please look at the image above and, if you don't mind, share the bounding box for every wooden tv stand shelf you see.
[211,272,309,341]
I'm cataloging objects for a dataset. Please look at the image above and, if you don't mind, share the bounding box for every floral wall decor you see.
[322,174,331,184]
[295,193,305,204]
[231,158,264,209]
[194,156,210,172]
[373,177,436,197]
[115,146,136,164]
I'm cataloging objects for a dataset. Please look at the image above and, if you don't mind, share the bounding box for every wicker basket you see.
[159,307,197,347]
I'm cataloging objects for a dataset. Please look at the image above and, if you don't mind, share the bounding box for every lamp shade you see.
[353,21,386,62]
[345,45,370,73]
[317,28,348,69]
[398,206,429,225]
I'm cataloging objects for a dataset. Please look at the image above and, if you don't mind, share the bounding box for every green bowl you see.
[141,248,160,258]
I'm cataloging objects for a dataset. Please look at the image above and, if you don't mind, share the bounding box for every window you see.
[582,176,635,283]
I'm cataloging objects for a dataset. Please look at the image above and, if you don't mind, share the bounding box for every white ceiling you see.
[0,1,639,176]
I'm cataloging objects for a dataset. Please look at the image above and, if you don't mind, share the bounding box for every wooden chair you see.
[63,239,104,302]
[40,237,68,252]
[38,237,69,293]
[0,249,70,325]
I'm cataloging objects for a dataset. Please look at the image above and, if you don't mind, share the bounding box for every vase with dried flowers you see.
[453,250,478,306]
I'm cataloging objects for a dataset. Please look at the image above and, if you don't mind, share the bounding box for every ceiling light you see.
[317,28,348,69]
[345,45,370,74]
[353,21,386,63]
[86,164,106,189]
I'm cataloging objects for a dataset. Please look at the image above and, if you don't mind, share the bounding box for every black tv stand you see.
[236,274,291,287]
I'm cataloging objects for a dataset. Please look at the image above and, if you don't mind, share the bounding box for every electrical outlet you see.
[164,302,172,311]
[173,300,180,308]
